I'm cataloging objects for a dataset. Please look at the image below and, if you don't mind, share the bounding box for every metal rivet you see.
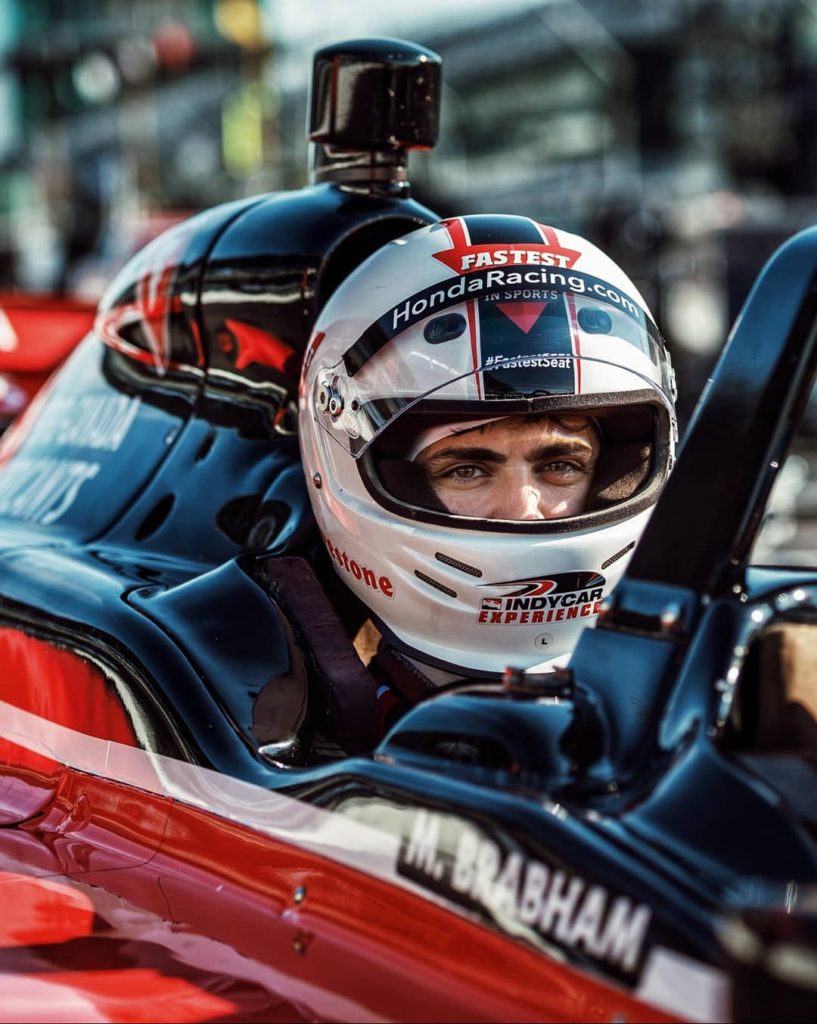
[292,928,312,955]
[293,885,307,904]
[312,473,322,489]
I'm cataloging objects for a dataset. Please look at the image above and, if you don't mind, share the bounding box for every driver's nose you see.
[501,479,548,521]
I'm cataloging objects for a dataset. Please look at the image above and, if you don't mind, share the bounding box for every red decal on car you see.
[225,319,297,373]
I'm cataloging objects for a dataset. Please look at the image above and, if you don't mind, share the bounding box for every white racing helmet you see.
[299,215,677,677]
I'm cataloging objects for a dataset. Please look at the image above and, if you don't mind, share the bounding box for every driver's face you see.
[414,415,601,520]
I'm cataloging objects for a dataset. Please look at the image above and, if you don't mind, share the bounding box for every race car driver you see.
[297,214,677,733]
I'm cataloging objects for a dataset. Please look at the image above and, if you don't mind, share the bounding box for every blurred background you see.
[2,0,817,558]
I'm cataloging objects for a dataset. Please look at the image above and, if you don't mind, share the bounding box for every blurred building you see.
[4,0,817,419]
[0,0,275,296]
[275,0,817,417]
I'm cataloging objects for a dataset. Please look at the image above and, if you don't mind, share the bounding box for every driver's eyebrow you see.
[420,440,596,465]
[420,445,507,465]
[524,440,596,463]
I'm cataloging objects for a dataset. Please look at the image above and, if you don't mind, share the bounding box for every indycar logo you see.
[477,571,605,625]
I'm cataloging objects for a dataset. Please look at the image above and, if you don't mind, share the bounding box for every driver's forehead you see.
[416,414,599,460]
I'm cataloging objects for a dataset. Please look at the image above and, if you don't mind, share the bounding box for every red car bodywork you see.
[0,292,95,423]
[0,628,679,1023]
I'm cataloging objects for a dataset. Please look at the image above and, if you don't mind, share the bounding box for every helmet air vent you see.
[435,552,482,577]
[414,569,457,598]
[601,541,636,570]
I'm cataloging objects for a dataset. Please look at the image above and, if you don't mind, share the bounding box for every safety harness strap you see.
[259,556,380,756]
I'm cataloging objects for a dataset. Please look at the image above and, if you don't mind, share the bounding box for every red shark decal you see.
[226,320,297,373]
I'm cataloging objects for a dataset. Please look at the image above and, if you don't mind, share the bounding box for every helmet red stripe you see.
[534,221,561,247]
[441,216,471,250]
[466,298,482,399]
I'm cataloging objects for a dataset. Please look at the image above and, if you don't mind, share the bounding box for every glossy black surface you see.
[309,38,441,152]
[0,182,436,568]
[0,121,438,782]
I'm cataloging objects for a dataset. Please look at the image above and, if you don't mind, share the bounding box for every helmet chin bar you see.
[370,611,525,681]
